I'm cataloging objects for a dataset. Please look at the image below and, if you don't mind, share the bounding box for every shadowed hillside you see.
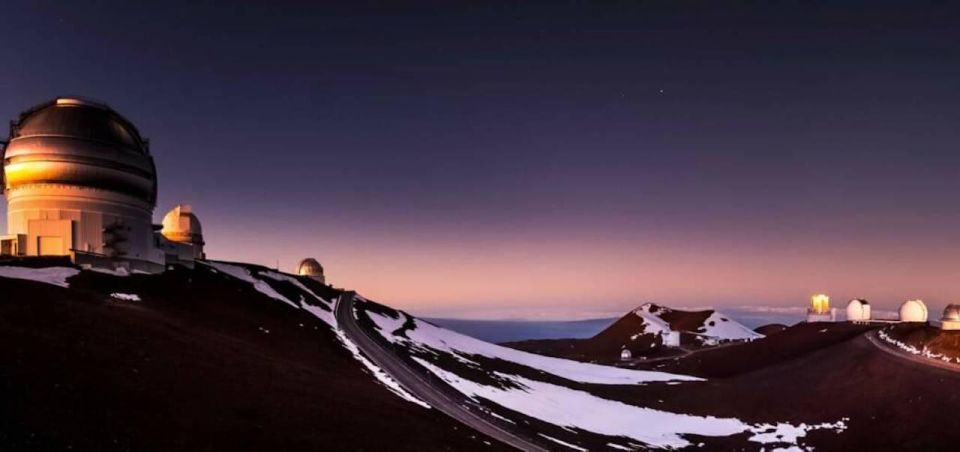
[0,263,496,451]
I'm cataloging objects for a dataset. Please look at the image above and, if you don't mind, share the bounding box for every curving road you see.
[334,292,548,452]
[865,329,960,374]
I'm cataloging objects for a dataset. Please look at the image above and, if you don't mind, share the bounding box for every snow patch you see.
[750,420,848,445]
[333,328,431,409]
[260,270,331,305]
[632,308,672,336]
[413,357,846,449]
[302,299,336,328]
[538,434,587,451]
[878,328,960,364]
[0,266,79,288]
[202,262,298,308]
[487,410,516,424]
[367,310,699,385]
[110,293,140,301]
[85,266,130,277]
[698,311,764,341]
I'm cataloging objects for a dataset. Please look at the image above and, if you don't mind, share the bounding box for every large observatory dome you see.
[2,97,157,203]
[1,97,164,268]
[846,299,871,322]
[899,299,929,323]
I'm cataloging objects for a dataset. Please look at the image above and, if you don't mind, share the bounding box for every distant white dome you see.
[620,349,632,360]
[899,299,928,322]
[846,299,871,322]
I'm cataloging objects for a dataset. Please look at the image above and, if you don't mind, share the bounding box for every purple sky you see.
[3,2,960,318]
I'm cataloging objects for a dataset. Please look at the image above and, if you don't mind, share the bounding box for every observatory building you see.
[297,258,325,284]
[941,304,960,331]
[158,204,205,267]
[899,299,928,323]
[0,97,204,272]
[807,294,836,322]
[846,299,871,323]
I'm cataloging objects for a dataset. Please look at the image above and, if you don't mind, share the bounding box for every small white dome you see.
[161,204,203,245]
[846,299,871,321]
[620,349,632,360]
[899,299,928,322]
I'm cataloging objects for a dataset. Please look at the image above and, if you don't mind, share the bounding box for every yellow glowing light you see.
[811,294,830,314]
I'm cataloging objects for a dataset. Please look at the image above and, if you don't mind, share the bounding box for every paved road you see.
[626,340,750,365]
[865,329,960,373]
[334,292,548,452]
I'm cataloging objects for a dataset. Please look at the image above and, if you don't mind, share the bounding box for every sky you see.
[2,1,960,319]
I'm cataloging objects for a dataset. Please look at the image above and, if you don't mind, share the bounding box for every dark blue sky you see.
[3,1,960,317]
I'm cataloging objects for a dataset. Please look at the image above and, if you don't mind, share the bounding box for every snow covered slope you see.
[508,303,764,362]
[634,303,763,343]
[355,299,848,450]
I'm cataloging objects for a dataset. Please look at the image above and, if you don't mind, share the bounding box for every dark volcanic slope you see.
[588,322,960,452]
[644,322,878,378]
[0,264,498,452]
[754,323,788,336]
[506,303,757,362]
[503,312,669,362]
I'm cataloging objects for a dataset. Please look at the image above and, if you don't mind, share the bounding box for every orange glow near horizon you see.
[195,217,960,320]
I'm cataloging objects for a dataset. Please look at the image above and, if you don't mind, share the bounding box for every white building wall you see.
[6,185,163,264]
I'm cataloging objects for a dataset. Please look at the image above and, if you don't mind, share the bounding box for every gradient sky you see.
[3,1,960,319]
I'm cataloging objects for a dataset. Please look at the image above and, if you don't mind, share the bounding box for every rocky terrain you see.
[2,262,960,451]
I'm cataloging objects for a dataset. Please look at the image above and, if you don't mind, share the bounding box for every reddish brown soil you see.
[0,265,499,451]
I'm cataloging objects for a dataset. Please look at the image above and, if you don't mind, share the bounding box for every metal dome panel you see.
[3,98,157,205]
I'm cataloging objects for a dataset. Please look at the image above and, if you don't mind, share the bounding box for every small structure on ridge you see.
[846,298,871,323]
[941,304,960,330]
[297,258,325,284]
[807,294,836,322]
[899,299,928,323]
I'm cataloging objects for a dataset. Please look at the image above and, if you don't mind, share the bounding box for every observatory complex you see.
[0,97,322,278]
[0,97,203,272]
[804,294,938,325]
